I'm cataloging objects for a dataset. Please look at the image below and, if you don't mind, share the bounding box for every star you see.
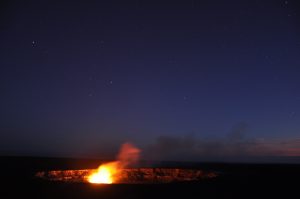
[32,40,36,47]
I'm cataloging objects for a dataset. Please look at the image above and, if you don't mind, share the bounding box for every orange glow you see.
[87,142,140,184]
[87,162,119,184]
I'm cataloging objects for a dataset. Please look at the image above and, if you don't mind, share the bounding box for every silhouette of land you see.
[1,156,299,199]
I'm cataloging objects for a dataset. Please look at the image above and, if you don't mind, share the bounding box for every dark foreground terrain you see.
[0,156,299,199]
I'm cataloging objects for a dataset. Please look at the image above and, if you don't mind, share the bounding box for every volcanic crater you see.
[36,168,218,184]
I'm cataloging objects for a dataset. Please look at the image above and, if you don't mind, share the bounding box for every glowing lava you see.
[87,143,140,184]
[87,162,118,184]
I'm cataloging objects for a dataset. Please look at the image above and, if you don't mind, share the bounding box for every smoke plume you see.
[116,142,140,168]
[143,123,300,162]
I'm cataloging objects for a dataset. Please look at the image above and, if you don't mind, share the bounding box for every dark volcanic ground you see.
[0,157,299,199]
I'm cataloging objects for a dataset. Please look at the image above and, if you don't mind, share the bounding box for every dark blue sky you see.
[0,0,300,160]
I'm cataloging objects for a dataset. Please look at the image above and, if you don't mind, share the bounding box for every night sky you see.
[1,0,300,161]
